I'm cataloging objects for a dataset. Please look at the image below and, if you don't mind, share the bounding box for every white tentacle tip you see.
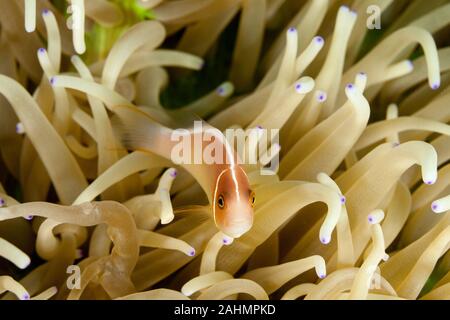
[406,60,414,70]
[272,142,281,151]
[314,36,324,44]
[368,210,384,224]
[294,77,315,94]
[181,287,193,297]
[431,82,440,90]
[357,72,367,81]
[382,253,389,262]
[316,90,327,102]
[431,202,440,213]
[344,83,357,98]
[320,235,331,245]
[160,216,174,225]
[315,258,327,279]
[16,123,25,135]
[294,83,303,93]
[222,234,234,245]
[216,87,225,96]
[169,168,177,178]
[216,82,233,97]
[431,198,448,214]
[74,44,86,55]
[21,293,30,301]
[16,254,32,269]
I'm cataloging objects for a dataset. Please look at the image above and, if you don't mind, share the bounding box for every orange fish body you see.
[114,105,255,238]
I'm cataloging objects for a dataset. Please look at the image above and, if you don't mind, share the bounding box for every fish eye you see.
[217,194,225,209]
[250,191,255,207]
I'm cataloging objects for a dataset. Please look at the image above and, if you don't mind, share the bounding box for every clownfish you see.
[113,105,254,238]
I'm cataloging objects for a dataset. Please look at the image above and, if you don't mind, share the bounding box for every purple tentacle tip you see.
[42,9,49,15]
[431,83,440,90]
[22,293,30,300]
[340,196,346,204]
[38,48,46,54]
[431,204,439,211]
[346,83,354,90]
[288,27,297,33]
[50,77,56,85]
[295,83,302,92]
[320,236,330,244]
[317,91,327,102]
[222,238,228,244]
[170,170,177,178]
[256,125,263,129]
[315,36,324,43]
[189,249,196,256]
[25,215,33,221]
[425,180,435,185]
[0,198,5,206]
[319,274,326,279]
[358,72,366,76]
[217,86,225,95]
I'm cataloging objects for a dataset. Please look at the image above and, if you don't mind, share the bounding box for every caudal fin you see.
[112,105,173,158]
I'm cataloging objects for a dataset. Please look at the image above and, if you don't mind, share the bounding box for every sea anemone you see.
[0,0,448,300]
